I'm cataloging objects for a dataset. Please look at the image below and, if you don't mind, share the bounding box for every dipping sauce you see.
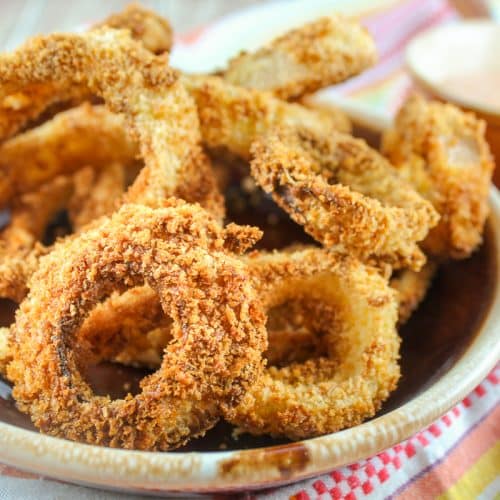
[440,71,500,112]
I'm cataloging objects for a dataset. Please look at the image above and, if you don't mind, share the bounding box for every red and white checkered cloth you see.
[253,366,499,500]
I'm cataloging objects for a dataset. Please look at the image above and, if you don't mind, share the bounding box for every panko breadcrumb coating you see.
[95,3,173,54]
[226,247,400,439]
[382,95,494,259]
[0,29,223,218]
[0,104,134,206]
[250,127,439,270]
[7,201,267,450]
[183,74,351,160]
[224,15,377,100]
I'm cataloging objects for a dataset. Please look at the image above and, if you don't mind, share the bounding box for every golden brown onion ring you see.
[95,3,173,54]
[182,74,351,160]
[0,104,134,205]
[250,127,439,269]
[0,162,126,302]
[7,201,266,450]
[224,15,376,100]
[225,247,400,439]
[0,30,223,218]
[382,95,494,259]
[0,5,172,141]
[0,177,74,301]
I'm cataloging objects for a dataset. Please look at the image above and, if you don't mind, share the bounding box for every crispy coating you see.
[95,3,173,54]
[0,104,134,206]
[382,95,494,259]
[68,163,125,231]
[0,30,224,218]
[183,74,351,160]
[390,260,438,326]
[225,247,400,439]
[0,5,172,141]
[0,85,89,142]
[0,245,46,303]
[0,327,11,377]
[224,15,377,100]
[251,127,439,270]
[7,202,267,450]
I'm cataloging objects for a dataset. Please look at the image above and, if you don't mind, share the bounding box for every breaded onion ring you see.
[7,201,267,450]
[224,15,377,100]
[250,127,439,269]
[0,30,223,218]
[183,74,351,160]
[382,95,494,259]
[0,5,172,141]
[390,260,438,326]
[225,247,400,439]
[0,104,134,205]
[95,3,173,54]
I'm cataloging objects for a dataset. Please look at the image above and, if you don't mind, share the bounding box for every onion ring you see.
[224,15,376,100]
[382,95,494,259]
[0,5,172,141]
[0,29,223,218]
[0,176,75,302]
[250,127,439,269]
[224,246,400,439]
[95,3,173,54]
[182,74,351,160]
[0,104,134,205]
[7,201,267,450]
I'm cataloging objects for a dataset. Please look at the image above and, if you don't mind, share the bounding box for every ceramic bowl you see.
[406,21,500,185]
[0,187,499,495]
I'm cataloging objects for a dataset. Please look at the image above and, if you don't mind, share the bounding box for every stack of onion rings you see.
[0,5,492,451]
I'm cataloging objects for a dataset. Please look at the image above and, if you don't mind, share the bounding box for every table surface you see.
[0,0,261,50]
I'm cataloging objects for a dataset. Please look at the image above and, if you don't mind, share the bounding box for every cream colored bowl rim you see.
[0,191,499,494]
[406,20,500,119]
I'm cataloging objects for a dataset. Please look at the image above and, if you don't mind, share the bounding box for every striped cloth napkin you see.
[0,1,499,498]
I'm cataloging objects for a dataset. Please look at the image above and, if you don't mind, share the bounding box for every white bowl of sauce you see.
[406,20,500,184]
